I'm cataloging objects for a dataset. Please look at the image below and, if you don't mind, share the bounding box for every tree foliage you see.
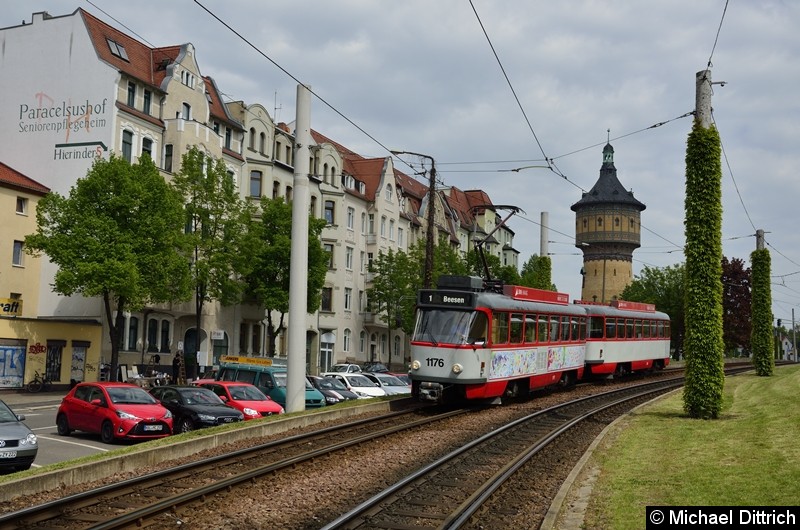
[170,147,250,366]
[721,256,752,354]
[621,263,686,355]
[520,254,555,290]
[241,197,328,356]
[367,249,419,363]
[25,154,191,380]
[750,248,774,376]
[682,120,725,419]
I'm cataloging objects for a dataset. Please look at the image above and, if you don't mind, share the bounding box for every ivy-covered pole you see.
[682,70,725,419]
[750,230,774,376]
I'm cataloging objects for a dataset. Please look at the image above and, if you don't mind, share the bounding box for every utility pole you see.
[391,150,436,288]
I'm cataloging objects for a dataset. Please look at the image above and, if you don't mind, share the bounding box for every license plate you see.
[223,417,235,423]
[143,425,162,431]
[0,451,17,459]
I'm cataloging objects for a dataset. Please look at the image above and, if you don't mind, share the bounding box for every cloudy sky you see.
[5,1,800,322]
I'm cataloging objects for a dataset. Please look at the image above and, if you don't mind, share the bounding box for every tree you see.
[520,254,555,290]
[170,147,251,371]
[25,154,191,381]
[367,249,419,363]
[750,248,774,376]
[407,238,469,288]
[682,119,725,419]
[721,256,751,355]
[621,263,686,356]
[241,197,328,356]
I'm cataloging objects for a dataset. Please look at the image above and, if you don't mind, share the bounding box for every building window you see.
[361,213,367,234]
[286,186,292,202]
[164,144,173,172]
[344,288,352,311]
[389,220,395,241]
[224,128,231,149]
[343,329,352,352]
[16,197,28,215]
[385,184,393,202]
[347,207,355,230]
[249,128,256,150]
[380,216,386,237]
[345,247,354,270]
[394,335,401,358]
[143,90,152,115]
[310,196,317,217]
[106,38,129,61]
[323,243,334,269]
[360,251,365,273]
[127,81,136,107]
[251,324,261,355]
[398,228,404,247]
[360,331,366,354]
[324,200,335,225]
[250,171,262,197]
[321,287,333,312]
[12,241,24,266]
[141,137,153,159]
[597,217,603,227]
[127,316,139,351]
[368,214,375,234]
[259,132,267,154]
[122,130,133,162]
[160,320,171,352]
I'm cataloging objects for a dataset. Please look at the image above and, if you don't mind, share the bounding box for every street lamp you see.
[391,150,436,289]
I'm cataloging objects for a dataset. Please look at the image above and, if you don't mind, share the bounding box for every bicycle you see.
[27,370,52,393]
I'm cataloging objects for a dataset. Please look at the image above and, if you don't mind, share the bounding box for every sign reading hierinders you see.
[646,506,799,529]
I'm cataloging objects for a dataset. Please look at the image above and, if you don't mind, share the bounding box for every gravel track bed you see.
[3,373,678,529]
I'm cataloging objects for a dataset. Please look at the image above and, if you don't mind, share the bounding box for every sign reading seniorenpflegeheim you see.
[0,11,115,195]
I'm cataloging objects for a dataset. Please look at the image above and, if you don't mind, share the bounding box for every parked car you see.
[0,398,38,473]
[322,373,387,399]
[307,375,360,405]
[216,360,326,409]
[390,372,411,386]
[361,362,390,373]
[194,381,285,419]
[362,372,412,396]
[149,385,243,433]
[56,382,173,444]
[327,363,362,373]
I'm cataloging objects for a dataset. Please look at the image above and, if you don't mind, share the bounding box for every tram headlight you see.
[411,360,420,370]
[452,363,463,374]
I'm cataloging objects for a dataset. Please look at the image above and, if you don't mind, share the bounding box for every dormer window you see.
[107,38,129,61]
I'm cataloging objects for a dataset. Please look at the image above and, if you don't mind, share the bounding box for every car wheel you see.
[56,413,71,436]
[177,417,194,433]
[100,421,115,444]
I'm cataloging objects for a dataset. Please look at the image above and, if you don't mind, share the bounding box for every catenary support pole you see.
[286,84,311,413]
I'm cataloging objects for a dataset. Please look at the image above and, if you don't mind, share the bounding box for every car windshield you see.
[107,387,158,404]
[347,375,375,388]
[273,372,288,388]
[318,378,347,391]
[329,365,353,373]
[177,388,223,405]
[377,375,406,386]
[0,401,18,423]
[228,385,268,401]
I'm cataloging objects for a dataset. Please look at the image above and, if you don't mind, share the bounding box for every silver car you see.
[0,398,38,473]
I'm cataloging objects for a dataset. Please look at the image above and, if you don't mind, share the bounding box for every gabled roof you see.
[0,162,50,195]
[204,76,244,131]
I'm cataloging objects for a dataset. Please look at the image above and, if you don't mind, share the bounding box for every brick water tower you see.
[571,143,645,303]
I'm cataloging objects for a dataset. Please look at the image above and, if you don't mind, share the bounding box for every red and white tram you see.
[409,275,671,404]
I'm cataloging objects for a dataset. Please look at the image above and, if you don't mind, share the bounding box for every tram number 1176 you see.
[425,358,445,367]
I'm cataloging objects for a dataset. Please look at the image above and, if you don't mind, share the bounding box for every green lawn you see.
[584,364,800,529]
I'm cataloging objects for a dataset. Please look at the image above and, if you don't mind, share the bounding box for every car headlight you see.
[243,408,258,416]
[356,391,370,397]
[197,414,215,422]
[163,410,173,419]
[20,433,37,446]
[325,396,338,404]
[331,391,344,400]
[116,410,141,421]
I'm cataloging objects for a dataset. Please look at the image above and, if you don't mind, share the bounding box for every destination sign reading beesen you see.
[418,290,474,307]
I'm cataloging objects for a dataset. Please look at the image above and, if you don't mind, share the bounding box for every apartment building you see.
[0,7,518,384]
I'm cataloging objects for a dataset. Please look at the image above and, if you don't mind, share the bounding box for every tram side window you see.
[570,317,581,342]
[616,318,625,339]
[549,315,560,342]
[651,321,658,338]
[524,314,537,343]
[560,316,570,341]
[605,318,616,339]
[468,311,489,344]
[493,312,510,344]
[589,316,604,339]
[636,320,644,338]
[510,313,524,344]
[626,319,634,339]
[643,320,651,338]
[579,317,587,340]
[537,314,549,343]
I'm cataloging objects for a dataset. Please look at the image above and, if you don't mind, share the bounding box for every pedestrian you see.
[172,354,181,383]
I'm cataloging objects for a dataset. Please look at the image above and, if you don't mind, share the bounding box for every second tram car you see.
[409,275,671,403]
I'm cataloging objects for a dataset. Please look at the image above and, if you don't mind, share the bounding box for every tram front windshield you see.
[412,309,488,345]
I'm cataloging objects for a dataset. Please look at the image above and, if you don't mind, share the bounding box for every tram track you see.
[0,406,466,530]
